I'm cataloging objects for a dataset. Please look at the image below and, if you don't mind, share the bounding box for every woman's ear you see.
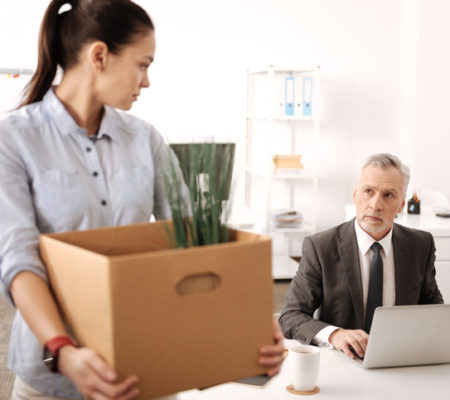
[87,41,109,72]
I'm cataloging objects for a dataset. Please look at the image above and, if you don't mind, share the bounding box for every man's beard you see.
[359,217,388,234]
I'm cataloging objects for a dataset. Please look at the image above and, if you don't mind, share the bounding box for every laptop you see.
[359,304,450,368]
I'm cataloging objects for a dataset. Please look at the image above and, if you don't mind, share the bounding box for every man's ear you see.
[352,186,357,203]
[398,198,406,213]
[87,41,109,73]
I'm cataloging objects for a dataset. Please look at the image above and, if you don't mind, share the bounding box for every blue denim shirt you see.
[0,89,186,398]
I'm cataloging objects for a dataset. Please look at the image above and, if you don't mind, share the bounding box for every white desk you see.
[395,212,450,303]
[179,340,450,400]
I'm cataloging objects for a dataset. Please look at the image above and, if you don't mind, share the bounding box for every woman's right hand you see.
[10,272,139,399]
[58,346,140,400]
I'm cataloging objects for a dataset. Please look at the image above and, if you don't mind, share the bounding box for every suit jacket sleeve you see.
[279,236,331,344]
[420,233,444,304]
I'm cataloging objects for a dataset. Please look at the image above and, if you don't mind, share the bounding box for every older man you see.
[279,153,443,359]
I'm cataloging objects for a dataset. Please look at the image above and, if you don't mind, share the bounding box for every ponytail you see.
[21,0,70,106]
[20,0,154,107]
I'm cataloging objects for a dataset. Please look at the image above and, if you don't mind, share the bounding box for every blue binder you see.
[303,77,313,116]
[285,77,295,116]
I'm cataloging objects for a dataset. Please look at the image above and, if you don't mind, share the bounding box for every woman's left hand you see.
[258,318,285,376]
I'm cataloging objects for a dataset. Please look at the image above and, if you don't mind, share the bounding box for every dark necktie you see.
[365,242,383,333]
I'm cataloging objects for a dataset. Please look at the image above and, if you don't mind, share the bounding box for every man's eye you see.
[384,193,393,198]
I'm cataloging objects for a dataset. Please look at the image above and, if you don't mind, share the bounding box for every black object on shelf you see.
[407,194,420,214]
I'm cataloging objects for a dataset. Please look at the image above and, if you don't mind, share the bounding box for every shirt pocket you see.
[33,169,88,221]
[110,165,154,218]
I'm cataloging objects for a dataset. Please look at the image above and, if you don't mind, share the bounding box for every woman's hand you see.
[258,318,285,376]
[10,272,140,399]
[58,346,140,400]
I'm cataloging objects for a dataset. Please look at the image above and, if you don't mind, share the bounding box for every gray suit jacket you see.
[279,219,444,344]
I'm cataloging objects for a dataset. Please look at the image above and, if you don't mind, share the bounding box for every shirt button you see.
[92,171,99,177]
[86,147,92,152]
[101,200,107,206]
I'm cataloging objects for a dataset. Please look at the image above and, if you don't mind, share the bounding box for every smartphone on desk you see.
[232,374,274,388]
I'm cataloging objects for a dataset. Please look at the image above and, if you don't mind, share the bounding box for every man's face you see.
[353,165,405,240]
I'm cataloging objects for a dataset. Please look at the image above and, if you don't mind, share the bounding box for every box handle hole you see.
[176,272,221,295]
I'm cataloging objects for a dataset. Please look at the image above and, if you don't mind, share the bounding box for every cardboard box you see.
[272,154,304,172]
[39,221,273,399]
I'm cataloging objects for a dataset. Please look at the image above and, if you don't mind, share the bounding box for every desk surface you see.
[395,211,450,236]
[179,340,450,400]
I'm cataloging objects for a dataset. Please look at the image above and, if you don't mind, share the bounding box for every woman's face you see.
[97,29,155,110]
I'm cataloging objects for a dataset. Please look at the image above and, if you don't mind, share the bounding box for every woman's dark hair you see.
[21,0,154,106]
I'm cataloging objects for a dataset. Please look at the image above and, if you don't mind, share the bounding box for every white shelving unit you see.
[0,68,33,113]
[245,66,320,279]
[0,68,33,75]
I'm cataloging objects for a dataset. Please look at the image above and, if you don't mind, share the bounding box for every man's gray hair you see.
[362,153,410,197]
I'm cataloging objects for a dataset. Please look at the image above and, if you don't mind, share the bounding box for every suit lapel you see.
[392,223,410,305]
[337,219,365,329]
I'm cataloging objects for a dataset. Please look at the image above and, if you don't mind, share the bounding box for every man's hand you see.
[258,318,285,376]
[58,346,140,400]
[329,328,369,359]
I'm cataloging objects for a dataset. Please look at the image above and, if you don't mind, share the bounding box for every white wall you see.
[1,0,449,231]
[135,0,408,231]
[412,0,450,198]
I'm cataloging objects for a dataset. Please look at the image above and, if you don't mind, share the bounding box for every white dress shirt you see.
[313,219,396,347]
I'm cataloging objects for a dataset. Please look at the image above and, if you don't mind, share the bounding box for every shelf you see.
[0,68,33,75]
[247,66,319,75]
[270,222,313,235]
[246,167,317,180]
[246,114,316,122]
[270,172,317,180]
[226,222,255,231]
[272,254,299,279]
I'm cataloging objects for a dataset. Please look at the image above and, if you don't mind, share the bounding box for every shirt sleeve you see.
[149,126,191,220]
[0,122,48,305]
[312,325,338,349]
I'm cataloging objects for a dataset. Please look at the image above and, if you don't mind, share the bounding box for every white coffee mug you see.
[289,344,320,391]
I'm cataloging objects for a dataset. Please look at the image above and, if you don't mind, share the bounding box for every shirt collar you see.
[354,218,393,256]
[97,106,121,144]
[42,88,120,143]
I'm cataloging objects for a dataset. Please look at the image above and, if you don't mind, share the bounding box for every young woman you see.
[0,1,284,399]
